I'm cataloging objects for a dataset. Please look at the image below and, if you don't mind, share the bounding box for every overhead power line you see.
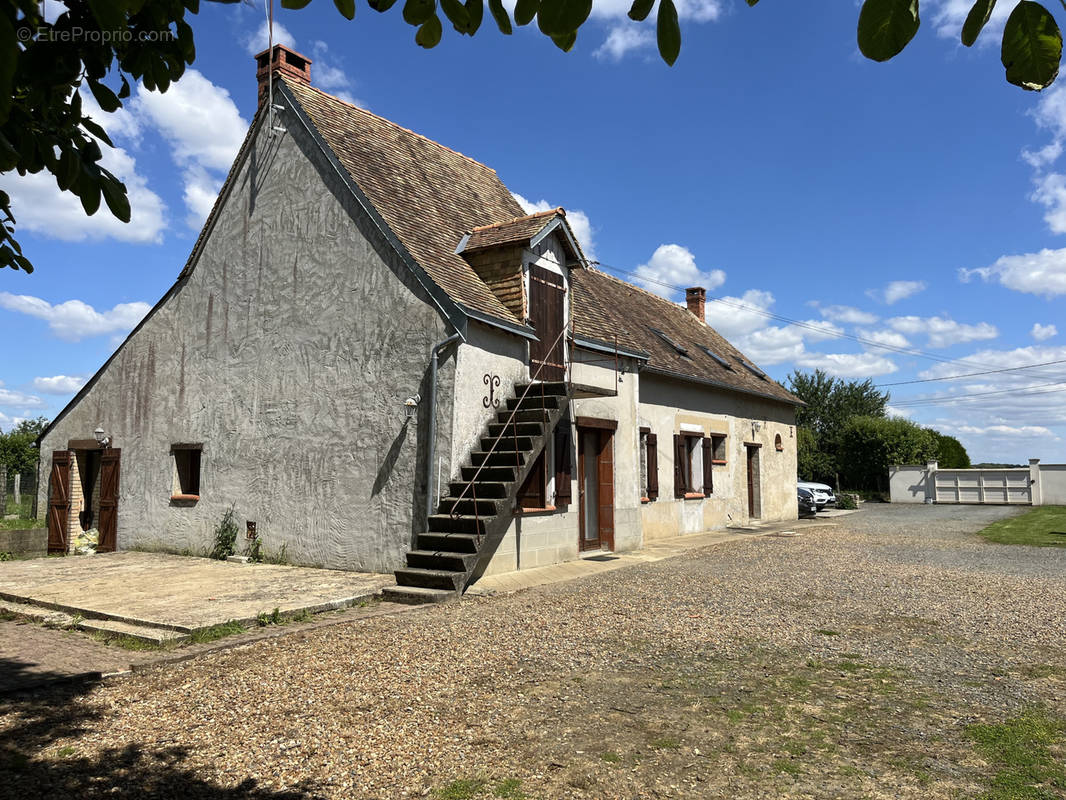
[890,380,1066,407]
[875,358,1066,386]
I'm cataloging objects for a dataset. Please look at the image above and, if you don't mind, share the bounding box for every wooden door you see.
[47,450,72,554]
[746,446,757,518]
[97,448,121,552]
[578,429,614,551]
[596,430,614,551]
[528,265,566,381]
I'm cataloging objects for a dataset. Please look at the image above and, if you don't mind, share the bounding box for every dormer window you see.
[700,346,733,370]
[649,327,690,359]
[739,358,767,380]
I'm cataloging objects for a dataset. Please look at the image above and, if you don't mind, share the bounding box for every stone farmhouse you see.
[37,45,802,601]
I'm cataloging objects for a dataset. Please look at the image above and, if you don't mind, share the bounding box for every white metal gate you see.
[934,469,1032,505]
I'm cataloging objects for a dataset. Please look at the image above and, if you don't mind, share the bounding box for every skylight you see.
[649,327,689,358]
[700,346,733,370]
[739,358,767,380]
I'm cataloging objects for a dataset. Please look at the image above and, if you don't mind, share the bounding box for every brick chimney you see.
[685,286,706,322]
[255,44,312,106]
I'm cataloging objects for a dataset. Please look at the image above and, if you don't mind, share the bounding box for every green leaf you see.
[87,0,127,32]
[465,0,484,34]
[441,0,471,31]
[550,29,576,51]
[415,12,443,45]
[657,0,680,65]
[746,0,758,4]
[1002,0,1062,89]
[537,0,592,38]
[81,116,114,147]
[628,0,654,22]
[281,0,313,8]
[488,0,512,34]
[88,80,122,113]
[962,0,996,46]
[100,173,131,223]
[369,0,399,11]
[514,0,539,26]
[404,0,435,25]
[79,178,102,217]
[857,0,920,62]
[176,19,196,61]
[0,13,16,124]
[334,0,356,18]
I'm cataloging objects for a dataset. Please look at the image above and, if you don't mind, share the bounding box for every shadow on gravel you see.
[0,659,322,799]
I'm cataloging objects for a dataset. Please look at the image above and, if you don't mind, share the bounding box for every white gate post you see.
[1029,458,1042,506]
[925,460,938,503]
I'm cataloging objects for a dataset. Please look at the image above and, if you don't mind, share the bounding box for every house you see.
[36,46,801,600]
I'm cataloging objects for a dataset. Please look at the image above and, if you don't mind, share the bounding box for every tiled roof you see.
[463,209,562,252]
[284,79,527,324]
[571,268,801,405]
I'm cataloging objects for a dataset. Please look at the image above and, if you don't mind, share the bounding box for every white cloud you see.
[887,315,998,348]
[927,0,1012,43]
[309,41,366,107]
[594,24,655,61]
[0,382,45,410]
[632,244,726,297]
[815,304,880,326]
[866,280,927,305]
[1032,323,1058,342]
[0,292,150,342]
[960,247,1066,297]
[244,19,297,56]
[135,70,248,229]
[32,375,87,395]
[886,405,913,419]
[0,411,32,432]
[794,351,898,378]
[1018,86,1066,232]
[858,328,911,349]
[512,192,596,261]
[951,423,1058,439]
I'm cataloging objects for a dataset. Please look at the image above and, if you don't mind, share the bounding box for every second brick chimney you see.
[685,286,706,323]
[255,44,312,106]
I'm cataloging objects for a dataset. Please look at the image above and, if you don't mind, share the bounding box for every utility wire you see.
[890,380,1066,407]
[875,358,1066,386]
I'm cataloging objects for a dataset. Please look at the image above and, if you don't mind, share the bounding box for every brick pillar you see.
[685,287,706,322]
[1029,458,1042,506]
[0,463,6,516]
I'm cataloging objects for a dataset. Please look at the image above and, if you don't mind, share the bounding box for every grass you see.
[189,620,247,644]
[0,517,44,530]
[493,778,526,799]
[435,778,487,799]
[976,506,1066,548]
[966,707,1066,799]
[91,632,165,651]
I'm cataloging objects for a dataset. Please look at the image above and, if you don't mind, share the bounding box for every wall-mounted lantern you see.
[404,394,421,420]
[93,426,111,448]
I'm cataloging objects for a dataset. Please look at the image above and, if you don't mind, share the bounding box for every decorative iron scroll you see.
[483,373,501,408]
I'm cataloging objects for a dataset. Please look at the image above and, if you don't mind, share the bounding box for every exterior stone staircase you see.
[382,381,570,604]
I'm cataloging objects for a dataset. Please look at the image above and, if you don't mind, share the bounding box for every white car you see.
[797,480,836,510]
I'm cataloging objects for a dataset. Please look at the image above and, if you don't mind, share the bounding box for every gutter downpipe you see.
[426,332,462,525]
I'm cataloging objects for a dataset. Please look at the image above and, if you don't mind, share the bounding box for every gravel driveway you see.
[3,503,1064,800]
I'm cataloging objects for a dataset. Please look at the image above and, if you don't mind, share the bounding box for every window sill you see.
[712,460,727,465]
[517,505,557,516]
[170,494,200,505]
[683,492,705,500]
[640,496,650,504]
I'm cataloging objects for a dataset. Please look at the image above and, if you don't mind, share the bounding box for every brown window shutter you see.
[646,433,658,500]
[673,434,686,497]
[702,437,714,494]
[518,451,547,510]
[554,425,572,506]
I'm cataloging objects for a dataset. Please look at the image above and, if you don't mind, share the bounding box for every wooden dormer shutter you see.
[673,434,686,498]
[646,433,659,500]
[702,437,714,494]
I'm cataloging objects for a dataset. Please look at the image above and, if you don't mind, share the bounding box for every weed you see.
[493,778,526,798]
[289,609,312,623]
[650,736,681,750]
[91,632,163,651]
[435,778,487,800]
[55,746,77,758]
[210,506,240,560]
[246,536,262,563]
[773,758,802,776]
[189,620,245,644]
[265,543,288,565]
[966,707,1066,800]
[814,629,840,636]
[257,607,282,627]
[0,551,13,561]
[600,751,621,763]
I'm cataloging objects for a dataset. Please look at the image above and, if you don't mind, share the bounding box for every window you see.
[775,433,784,451]
[739,358,767,380]
[649,327,691,359]
[171,444,202,500]
[674,433,711,497]
[710,434,727,464]
[699,346,733,370]
[640,428,659,502]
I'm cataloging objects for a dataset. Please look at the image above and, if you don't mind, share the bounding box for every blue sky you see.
[3,0,1066,465]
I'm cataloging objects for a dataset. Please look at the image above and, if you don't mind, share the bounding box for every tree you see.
[837,415,939,492]
[788,369,889,442]
[797,426,835,485]
[0,416,49,475]
[2,0,1060,276]
[929,429,972,469]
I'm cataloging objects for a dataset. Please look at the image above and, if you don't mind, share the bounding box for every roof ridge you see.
[470,208,563,232]
[586,265,696,320]
[283,78,500,173]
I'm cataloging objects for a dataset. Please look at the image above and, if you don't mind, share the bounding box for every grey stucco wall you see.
[38,109,455,573]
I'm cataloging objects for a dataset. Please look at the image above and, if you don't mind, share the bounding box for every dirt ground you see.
[2,503,1064,800]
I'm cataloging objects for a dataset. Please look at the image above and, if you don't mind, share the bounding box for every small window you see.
[700,346,733,370]
[171,444,202,500]
[649,327,690,359]
[739,358,767,379]
[674,433,704,497]
[775,433,783,451]
[710,434,727,464]
[639,428,659,502]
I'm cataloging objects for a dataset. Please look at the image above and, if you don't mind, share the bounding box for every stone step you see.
[486,421,544,438]
[437,496,503,517]
[417,532,480,553]
[405,549,479,572]
[447,480,509,499]
[496,409,552,425]
[428,514,487,535]
[460,465,517,483]
[395,567,466,591]
[470,450,527,468]
[381,585,458,605]
[506,394,561,411]
[513,381,570,397]
[0,599,74,628]
[481,434,537,452]
[77,617,189,647]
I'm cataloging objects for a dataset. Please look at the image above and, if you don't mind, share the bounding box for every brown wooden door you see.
[97,448,121,552]
[596,430,614,551]
[746,446,756,518]
[578,428,614,551]
[47,450,72,554]
[528,265,566,381]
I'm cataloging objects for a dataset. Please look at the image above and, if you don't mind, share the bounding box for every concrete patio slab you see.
[0,551,393,633]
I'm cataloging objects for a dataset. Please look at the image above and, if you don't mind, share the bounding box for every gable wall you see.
[37,113,454,573]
